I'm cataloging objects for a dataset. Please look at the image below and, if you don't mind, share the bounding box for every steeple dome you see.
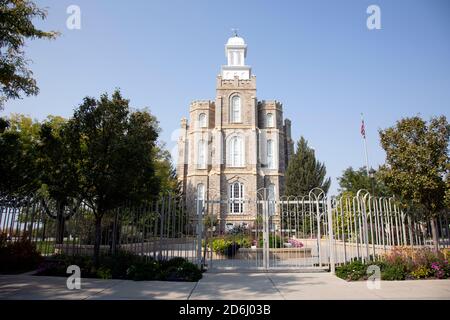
[226,35,245,46]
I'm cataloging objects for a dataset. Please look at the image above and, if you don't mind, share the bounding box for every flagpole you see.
[361,113,370,176]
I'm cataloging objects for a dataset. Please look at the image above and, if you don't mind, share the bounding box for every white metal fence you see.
[0,195,200,264]
[1,189,449,272]
[200,189,450,272]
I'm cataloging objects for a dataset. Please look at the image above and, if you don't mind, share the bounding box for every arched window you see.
[229,182,244,214]
[197,183,205,214]
[267,139,275,169]
[197,140,207,169]
[268,184,276,215]
[228,136,243,167]
[230,95,241,123]
[266,113,274,127]
[198,113,207,128]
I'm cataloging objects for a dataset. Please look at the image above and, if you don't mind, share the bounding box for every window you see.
[229,182,244,214]
[198,113,207,128]
[197,183,205,214]
[267,139,275,169]
[198,140,207,169]
[268,184,275,215]
[230,95,241,123]
[266,113,274,127]
[228,136,243,167]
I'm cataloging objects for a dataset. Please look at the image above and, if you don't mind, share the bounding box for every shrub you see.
[98,251,142,279]
[381,264,406,280]
[126,260,160,281]
[211,238,228,255]
[35,252,202,282]
[336,247,450,281]
[36,254,93,277]
[0,235,43,274]
[410,247,441,270]
[96,266,112,279]
[410,266,431,279]
[336,260,368,281]
[210,236,251,257]
[175,261,202,282]
[383,247,414,273]
[430,260,450,279]
[161,257,188,269]
[443,249,450,260]
[258,234,283,248]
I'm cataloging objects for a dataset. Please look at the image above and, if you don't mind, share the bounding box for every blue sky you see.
[2,0,449,195]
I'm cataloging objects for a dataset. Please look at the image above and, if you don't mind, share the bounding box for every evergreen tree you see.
[285,137,330,196]
[337,166,390,197]
[154,143,182,196]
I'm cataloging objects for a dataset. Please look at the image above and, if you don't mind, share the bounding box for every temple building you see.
[177,33,294,230]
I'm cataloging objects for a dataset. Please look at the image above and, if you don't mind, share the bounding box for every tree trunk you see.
[430,217,439,252]
[94,216,102,267]
[110,210,119,256]
[56,211,65,245]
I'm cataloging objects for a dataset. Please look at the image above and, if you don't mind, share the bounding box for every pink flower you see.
[288,238,304,248]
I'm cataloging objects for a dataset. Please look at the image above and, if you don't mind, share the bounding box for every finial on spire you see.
[231,28,239,37]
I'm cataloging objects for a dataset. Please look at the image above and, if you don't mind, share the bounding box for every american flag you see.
[361,119,366,139]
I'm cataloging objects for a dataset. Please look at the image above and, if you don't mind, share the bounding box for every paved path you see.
[0,272,449,300]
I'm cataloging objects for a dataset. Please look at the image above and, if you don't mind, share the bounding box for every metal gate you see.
[199,188,335,272]
[197,187,450,272]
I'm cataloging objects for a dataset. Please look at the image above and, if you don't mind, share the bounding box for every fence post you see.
[327,196,335,274]
[196,199,203,269]
[262,198,269,270]
[361,199,370,262]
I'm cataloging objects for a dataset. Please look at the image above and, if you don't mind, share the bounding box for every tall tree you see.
[38,116,80,244]
[0,0,59,109]
[337,166,390,197]
[65,90,161,264]
[285,136,331,196]
[379,116,450,251]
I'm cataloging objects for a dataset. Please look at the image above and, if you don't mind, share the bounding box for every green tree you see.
[0,114,79,242]
[38,116,80,244]
[445,167,450,209]
[0,114,40,197]
[0,0,59,108]
[154,143,181,196]
[379,116,450,251]
[65,90,161,264]
[337,166,390,197]
[285,136,330,196]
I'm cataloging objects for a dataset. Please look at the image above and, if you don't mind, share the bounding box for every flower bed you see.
[336,247,450,281]
[35,252,202,282]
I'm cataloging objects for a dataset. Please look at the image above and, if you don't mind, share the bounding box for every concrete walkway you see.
[1,272,449,300]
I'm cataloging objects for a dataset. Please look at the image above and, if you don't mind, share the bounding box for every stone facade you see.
[177,34,294,229]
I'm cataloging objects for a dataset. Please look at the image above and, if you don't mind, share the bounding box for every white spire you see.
[221,32,251,80]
